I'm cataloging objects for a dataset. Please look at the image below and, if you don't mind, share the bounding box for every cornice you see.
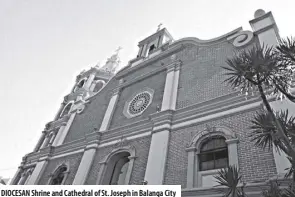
[102,118,152,140]
[172,96,263,130]
[23,89,283,165]
[171,27,242,47]
[115,44,184,78]
[249,11,273,24]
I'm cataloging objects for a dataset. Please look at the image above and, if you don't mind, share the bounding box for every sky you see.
[0,0,295,180]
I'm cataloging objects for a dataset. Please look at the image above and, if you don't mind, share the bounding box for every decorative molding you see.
[114,135,129,148]
[227,30,254,48]
[186,125,237,150]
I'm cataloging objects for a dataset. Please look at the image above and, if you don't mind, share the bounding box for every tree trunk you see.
[258,84,295,185]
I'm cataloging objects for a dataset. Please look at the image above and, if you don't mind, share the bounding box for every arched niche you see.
[96,146,136,185]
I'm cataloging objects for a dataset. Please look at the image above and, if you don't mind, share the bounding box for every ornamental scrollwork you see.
[227,30,254,48]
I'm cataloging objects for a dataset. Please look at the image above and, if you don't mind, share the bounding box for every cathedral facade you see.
[11,9,292,196]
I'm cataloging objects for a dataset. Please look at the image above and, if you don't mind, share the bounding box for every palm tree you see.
[222,38,295,185]
[214,165,244,197]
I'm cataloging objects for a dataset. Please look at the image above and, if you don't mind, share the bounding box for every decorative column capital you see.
[185,147,197,152]
[226,138,239,145]
[112,88,120,96]
[166,60,182,73]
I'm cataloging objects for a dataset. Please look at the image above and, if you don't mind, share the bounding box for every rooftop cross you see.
[157,23,163,32]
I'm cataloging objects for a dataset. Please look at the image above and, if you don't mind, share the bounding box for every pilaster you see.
[72,132,102,185]
[144,110,173,184]
[10,167,23,185]
[99,80,123,132]
[186,147,197,188]
[54,98,67,121]
[33,131,46,152]
[161,60,182,111]
[226,138,239,167]
[51,123,67,147]
[249,10,279,46]
[54,113,76,146]
[84,73,96,90]
[26,157,49,185]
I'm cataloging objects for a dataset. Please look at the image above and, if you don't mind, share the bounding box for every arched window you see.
[59,102,73,117]
[199,137,228,171]
[109,156,130,185]
[77,79,85,88]
[92,80,105,93]
[73,78,86,92]
[185,127,239,188]
[100,152,133,185]
[148,44,156,55]
[49,165,68,185]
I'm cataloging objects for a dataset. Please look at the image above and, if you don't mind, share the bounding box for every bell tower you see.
[10,48,122,185]
[137,26,173,58]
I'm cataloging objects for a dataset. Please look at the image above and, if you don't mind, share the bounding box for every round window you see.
[128,92,151,115]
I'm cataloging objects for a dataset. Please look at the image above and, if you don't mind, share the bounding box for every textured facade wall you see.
[109,71,166,129]
[164,108,277,188]
[38,152,83,185]
[176,38,259,109]
[64,78,118,143]
[85,136,151,185]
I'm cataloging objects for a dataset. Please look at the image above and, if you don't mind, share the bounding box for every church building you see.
[11,9,292,196]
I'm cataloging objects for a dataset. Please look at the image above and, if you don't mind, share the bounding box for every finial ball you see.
[254,9,266,18]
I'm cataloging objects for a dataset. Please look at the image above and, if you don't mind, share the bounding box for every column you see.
[17,172,27,185]
[54,101,67,121]
[48,131,57,145]
[40,134,50,149]
[54,113,76,145]
[84,73,96,90]
[26,159,48,185]
[51,124,66,147]
[226,138,239,167]
[99,89,119,132]
[33,131,46,152]
[144,129,170,184]
[249,9,279,47]
[72,144,98,185]
[186,147,196,188]
[10,167,22,185]
[24,169,33,185]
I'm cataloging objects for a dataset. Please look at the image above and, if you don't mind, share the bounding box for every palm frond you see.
[249,111,277,151]
[223,45,279,91]
[276,37,295,63]
[249,110,294,155]
[214,165,241,196]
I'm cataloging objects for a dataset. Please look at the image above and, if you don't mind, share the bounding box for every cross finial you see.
[157,23,163,32]
[115,46,122,54]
